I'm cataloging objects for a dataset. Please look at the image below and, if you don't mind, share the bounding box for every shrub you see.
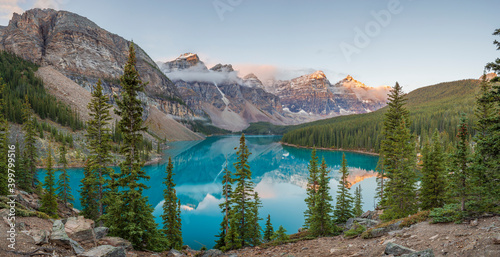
[344,222,366,238]
[429,204,465,223]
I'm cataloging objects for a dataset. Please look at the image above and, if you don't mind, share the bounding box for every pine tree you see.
[0,80,8,195]
[310,157,335,236]
[230,133,257,247]
[22,95,38,190]
[379,83,418,220]
[419,130,446,210]
[247,192,262,246]
[224,215,242,251]
[271,225,289,243]
[40,146,58,217]
[85,79,114,223]
[102,43,162,250]
[303,148,319,228]
[449,114,472,212]
[162,157,182,250]
[374,157,385,207]
[80,159,99,220]
[57,144,74,206]
[471,69,500,213]
[263,214,274,243]
[334,153,354,224]
[15,139,28,191]
[215,160,232,250]
[353,184,363,217]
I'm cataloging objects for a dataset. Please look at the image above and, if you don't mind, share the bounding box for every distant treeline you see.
[281,79,480,152]
[0,51,84,130]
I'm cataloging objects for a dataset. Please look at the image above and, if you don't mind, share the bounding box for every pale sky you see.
[1,0,499,91]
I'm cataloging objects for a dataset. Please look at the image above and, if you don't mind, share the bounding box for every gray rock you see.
[345,218,379,230]
[401,249,435,257]
[167,249,185,257]
[65,216,96,245]
[50,220,85,254]
[385,242,416,256]
[30,229,50,245]
[94,227,109,239]
[494,233,500,244]
[201,249,223,257]
[79,245,126,257]
[98,236,132,250]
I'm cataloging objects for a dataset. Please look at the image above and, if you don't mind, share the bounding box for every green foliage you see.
[485,29,500,74]
[310,158,335,236]
[448,115,472,212]
[429,204,465,223]
[361,211,430,239]
[242,122,290,135]
[189,119,230,135]
[344,222,366,238]
[22,96,38,190]
[0,51,84,130]
[40,146,58,218]
[282,79,480,151]
[353,185,363,217]
[162,157,182,250]
[271,225,289,244]
[56,144,74,206]
[419,130,447,210]
[247,192,263,246]
[83,79,114,222]
[224,215,242,251]
[102,43,163,251]
[303,148,319,229]
[0,80,8,195]
[379,83,418,221]
[334,153,354,224]
[263,214,274,243]
[80,159,99,220]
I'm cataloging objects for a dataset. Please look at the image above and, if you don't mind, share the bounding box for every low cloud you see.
[350,86,391,102]
[165,63,242,85]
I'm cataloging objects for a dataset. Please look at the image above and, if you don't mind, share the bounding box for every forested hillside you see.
[280,79,481,152]
[0,51,84,130]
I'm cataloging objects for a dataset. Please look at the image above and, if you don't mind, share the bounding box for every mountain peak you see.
[177,53,200,61]
[210,63,234,72]
[339,75,369,89]
[309,70,326,80]
[160,53,207,72]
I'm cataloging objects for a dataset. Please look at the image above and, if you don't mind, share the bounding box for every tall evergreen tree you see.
[215,160,232,250]
[379,83,418,220]
[162,157,182,250]
[15,139,28,191]
[22,95,38,190]
[449,115,472,212]
[224,215,242,250]
[334,153,354,224]
[263,214,274,243]
[303,148,319,228]
[419,130,446,210]
[80,158,99,220]
[247,192,263,246]
[40,146,58,217]
[102,43,162,250]
[85,79,114,222]
[0,80,8,195]
[310,157,335,236]
[57,144,74,206]
[374,157,385,207]
[353,184,363,217]
[230,133,257,247]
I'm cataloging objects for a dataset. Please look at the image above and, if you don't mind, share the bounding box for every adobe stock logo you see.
[213,0,244,21]
[340,0,411,62]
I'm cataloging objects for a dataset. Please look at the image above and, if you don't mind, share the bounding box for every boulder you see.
[201,249,223,257]
[65,216,96,245]
[345,218,379,230]
[94,227,109,239]
[167,249,185,257]
[493,233,500,244]
[385,242,416,256]
[79,245,126,257]
[50,220,85,254]
[29,229,50,245]
[401,249,435,257]
[98,236,132,250]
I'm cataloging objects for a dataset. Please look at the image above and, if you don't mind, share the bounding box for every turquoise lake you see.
[39,135,379,249]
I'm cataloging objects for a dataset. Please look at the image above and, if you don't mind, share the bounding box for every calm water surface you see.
[40,135,379,249]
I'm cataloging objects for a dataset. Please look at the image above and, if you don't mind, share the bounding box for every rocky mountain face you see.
[0,8,202,140]
[159,55,287,131]
[271,71,389,117]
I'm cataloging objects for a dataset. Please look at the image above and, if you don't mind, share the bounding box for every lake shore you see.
[280,142,380,156]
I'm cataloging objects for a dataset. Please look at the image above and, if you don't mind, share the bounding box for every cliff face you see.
[272,71,388,116]
[0,8,193,119]
[159,55,287,131]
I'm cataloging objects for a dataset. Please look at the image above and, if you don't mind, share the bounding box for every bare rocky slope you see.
[0,8,202,141]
